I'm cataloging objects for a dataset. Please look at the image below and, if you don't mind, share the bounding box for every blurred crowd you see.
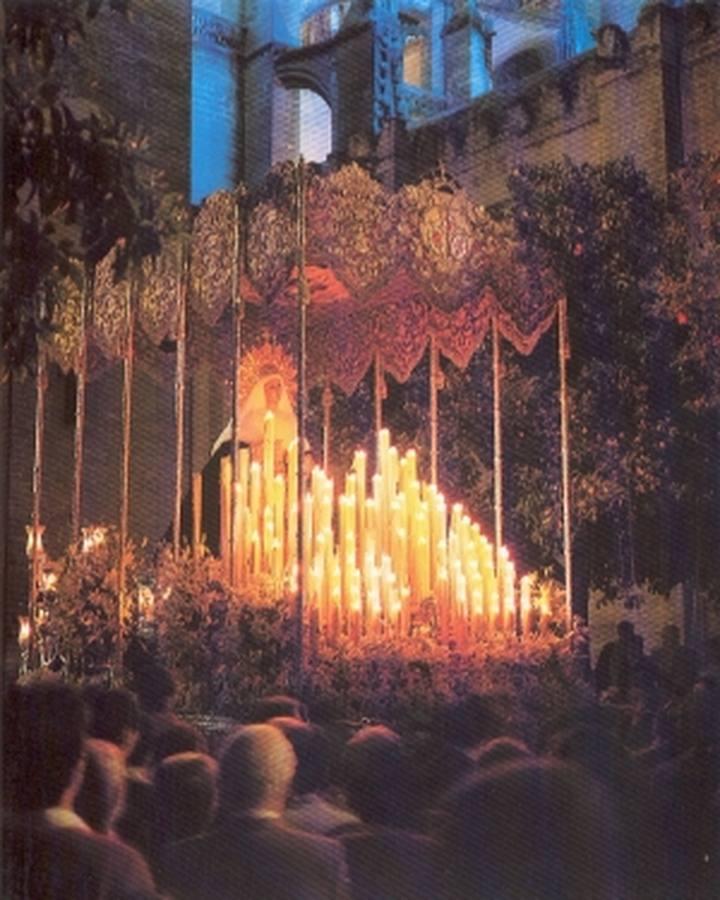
[3,623,719,899]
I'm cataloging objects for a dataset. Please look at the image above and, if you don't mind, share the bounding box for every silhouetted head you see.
[154,752,218,844]
[441,693,508,749]
[440,759,622,900]
[343,725,411,826]
[152,720,208,767]
[88,687,140,755]
[250,694,307,723]
[218,724,296,816]
[269,717,332,795]
[474,736,532,770]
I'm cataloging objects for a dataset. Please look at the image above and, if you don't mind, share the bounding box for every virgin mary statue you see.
[180,342,298,554]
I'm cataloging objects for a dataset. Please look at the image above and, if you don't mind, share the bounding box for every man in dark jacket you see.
[159,723,349,900]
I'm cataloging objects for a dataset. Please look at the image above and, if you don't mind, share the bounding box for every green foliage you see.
[303,641,592,740]
[656,152,720,410]
[2,0,162,379]
[508,158,674,591]
[35,527,125,676]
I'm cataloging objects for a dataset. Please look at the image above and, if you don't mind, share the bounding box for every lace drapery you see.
[46,165,562,388]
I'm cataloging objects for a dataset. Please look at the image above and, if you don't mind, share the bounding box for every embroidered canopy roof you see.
[46,163,560,392]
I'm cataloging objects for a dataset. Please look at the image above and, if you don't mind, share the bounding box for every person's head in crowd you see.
[343,725,412,827]
[546,722,634,788]
[152,720,208,768]
[439,759,622,900]
[217,724,296,818]
[3,680,87,813]
[153,752,218,845]
[134,664,176,715]
[474,736,532,770]
[269,717,332,797]
[88,687,140,758]
[250,694,307,723]
[74,739,127,834]
[441,692,508,750]
[617,619,636,645]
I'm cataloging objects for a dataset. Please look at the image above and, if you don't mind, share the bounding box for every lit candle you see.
[387,446,399,497]
[251,529,261,574]
[250,462,261,537]
[287,436,298,496]
[40,570,58,593]
[138,585,155,621]
[330,559,341,641]
[263,411,275,504]
[380,555,393,628]
[378,429,390,475]
[273,475,285,566]
[365,498,377,561]
[80,525,106,555]
[26,524,46,558]
[504,558,516,633]
[302,493,313,593]
[18,616,31,646]
[406,448,417,483]
[219,456,232,571]
[263,505,274,569]
[520,575,533,637]
[400,585,410,638]
[354,450,367,559]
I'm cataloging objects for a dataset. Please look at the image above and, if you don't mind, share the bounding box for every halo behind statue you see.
[239,340,297,408]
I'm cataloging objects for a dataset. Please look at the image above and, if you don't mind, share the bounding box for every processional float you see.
[27,161,571,668]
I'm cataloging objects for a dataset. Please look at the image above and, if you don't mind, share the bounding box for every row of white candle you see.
[218,416,550,643]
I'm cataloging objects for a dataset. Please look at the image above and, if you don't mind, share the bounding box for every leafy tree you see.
[655,152,720,596]
[657,152,720,410]
[508,158,674,604]
[2,0,160,379]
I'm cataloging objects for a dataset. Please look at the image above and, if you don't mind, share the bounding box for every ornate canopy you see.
[46,162,561,391]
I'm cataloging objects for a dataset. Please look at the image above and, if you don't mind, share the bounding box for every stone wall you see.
[394,5,720,204]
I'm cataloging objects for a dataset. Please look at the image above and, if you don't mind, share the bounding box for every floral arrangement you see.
[31,528,582,733]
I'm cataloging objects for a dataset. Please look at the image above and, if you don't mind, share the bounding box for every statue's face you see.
[264,376,283,410]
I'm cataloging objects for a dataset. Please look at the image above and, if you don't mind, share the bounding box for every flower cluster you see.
[31,531,580,730]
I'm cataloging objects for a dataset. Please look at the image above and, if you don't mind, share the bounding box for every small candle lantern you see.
[25,524,46,559]
[18,616,31,646]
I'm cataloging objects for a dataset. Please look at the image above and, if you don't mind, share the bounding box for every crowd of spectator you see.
[3,623,719,899]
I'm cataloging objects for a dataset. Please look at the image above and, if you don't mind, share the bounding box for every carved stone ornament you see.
[595,23,630,65]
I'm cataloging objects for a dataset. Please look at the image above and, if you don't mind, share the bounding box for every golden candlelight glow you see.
[138,585,155,620]
[81,526,107,554]
[217,416,534,645]
[18,616,31,646]
[40,570,58,592]
[25,524,46,559]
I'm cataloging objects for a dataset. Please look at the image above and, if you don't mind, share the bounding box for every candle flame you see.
[18,617,31,645]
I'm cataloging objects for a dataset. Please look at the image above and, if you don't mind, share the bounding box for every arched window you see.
[272,87,333,165]
[403,33,429,89]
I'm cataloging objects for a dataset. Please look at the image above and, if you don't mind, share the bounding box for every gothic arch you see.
[274,56,336,111]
